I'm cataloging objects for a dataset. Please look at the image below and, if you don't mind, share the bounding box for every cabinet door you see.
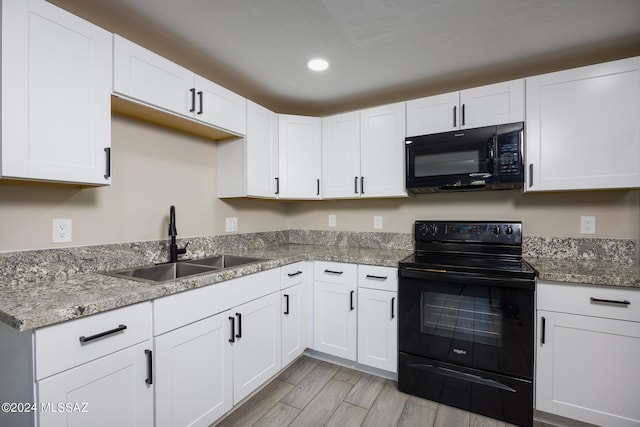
[246,101,279,198]
[459,79,524,129]
[281,283,306,366]
[194,75,246,136]
[322,111,361,198]
[536,311,640,427]
[278,114,322,199]
[526,57,640,191]
[357,288,397,372]
[1,0,112,185]
[232,292,282,403]
[406,92,459,136]
[155,313,232,427]
[360,102,407,198]
[313,281,357,360]
[37,341,153,427]
[113,35,194,118]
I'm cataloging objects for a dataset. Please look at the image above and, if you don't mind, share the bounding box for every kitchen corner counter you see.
[528,257,640,288]
[0,244,411,332]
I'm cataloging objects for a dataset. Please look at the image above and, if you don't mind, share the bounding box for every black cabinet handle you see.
[284,294,290,315]
[275,177,280,195]
[540,316,546,345]
[365,274,388,281]
[228,316,235,343]
[197,91,203,115]
[350,290,355,311]
[360,177,364,194]
[316,179,320,196]
[529,164,533,188]
[324,269,343,275]
[287,271,303,277]
[104,147,111,179]
[189,88,196,113]
[355,176,359,194]
[453,105,457,127]
[590,297,631,306]
[79,324,127,344]
[391,297,395,319]
[461,103,466,126]
[145,349,153,385]
[235,312,242,339]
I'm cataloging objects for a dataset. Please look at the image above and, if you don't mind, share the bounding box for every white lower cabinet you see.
[281,262,308,366]
[313,261,358,360]
[230,292,282,404]
[357,265,398,373]
[37,340,154,427]
[536,281,640,427]
[154,313,232,427]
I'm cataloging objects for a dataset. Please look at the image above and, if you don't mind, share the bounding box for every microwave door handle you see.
[487,137,495,174]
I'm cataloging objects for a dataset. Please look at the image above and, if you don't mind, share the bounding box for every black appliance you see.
[398,221,536,427]
[405,122,524,193]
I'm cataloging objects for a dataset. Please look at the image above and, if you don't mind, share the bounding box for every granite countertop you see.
[0,244,411,332]
[528,257,640,288]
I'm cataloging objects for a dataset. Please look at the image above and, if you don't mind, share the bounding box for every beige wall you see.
[287,190,640,241]
[0,115,638,252]
[0,115,288,252]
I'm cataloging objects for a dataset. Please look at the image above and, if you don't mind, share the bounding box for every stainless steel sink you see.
[104,255,267,284]
[187,255,265,269]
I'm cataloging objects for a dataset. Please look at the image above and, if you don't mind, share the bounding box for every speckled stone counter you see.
[2,231,638,332]
[0,241,411,331]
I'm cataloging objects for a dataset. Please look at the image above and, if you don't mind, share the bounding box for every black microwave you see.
[405,122,524,193]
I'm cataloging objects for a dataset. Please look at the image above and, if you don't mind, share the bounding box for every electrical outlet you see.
[225,217,238,232]
[52,219,72,243]
[373,216,383,230]
[328,214,336,227]
[580,216,596,234]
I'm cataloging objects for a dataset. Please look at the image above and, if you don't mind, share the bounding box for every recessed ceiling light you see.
[307,58,329,72]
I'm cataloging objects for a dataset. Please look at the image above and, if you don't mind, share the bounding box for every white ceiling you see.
[51,0,640,116]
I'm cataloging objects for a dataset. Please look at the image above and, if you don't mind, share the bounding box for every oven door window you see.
[398,270,533,380]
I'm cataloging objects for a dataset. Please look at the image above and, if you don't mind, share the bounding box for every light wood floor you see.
[214,355,555,427]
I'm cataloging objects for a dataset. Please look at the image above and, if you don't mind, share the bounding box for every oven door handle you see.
[399,267,534,290]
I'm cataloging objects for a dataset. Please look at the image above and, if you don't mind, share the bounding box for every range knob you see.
[505,225,514,235]
[492,225,502,235]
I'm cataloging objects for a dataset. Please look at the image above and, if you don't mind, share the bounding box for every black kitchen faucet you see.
[168,205,188,262]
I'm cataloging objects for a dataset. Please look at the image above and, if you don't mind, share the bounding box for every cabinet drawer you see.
[35,302,152,380]
[537,281,640,322]
[358,265,397,292]
[281,261,307,289]
[314,261,357,284]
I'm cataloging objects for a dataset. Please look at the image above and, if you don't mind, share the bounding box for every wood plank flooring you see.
[213,355,557,427]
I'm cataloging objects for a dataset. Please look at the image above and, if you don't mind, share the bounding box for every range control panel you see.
[414,221,522,244]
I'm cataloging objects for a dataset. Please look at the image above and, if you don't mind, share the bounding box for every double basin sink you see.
[105,255,266,284]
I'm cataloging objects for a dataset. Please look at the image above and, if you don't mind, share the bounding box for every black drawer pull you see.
[235,312,242,339]
[287,271,303,277]
[365,274,388,281]
[590,297,631,306]
[228,316,235,343]
[145,349,153,385]
[79,324,127,344]
[324,269,344,275]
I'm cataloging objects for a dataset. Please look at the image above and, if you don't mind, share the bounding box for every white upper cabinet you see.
[526,57,640,192]
[278,114,322,199]
[322,111,361,198]
[246,101,279,197]
[360,102,407,198]
[113,35,246,136]
[1,0,112,185]
[406,79,524,136]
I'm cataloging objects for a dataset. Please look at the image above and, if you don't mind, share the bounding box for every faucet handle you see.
[177,241,189,255]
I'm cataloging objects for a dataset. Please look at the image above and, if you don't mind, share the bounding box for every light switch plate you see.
[373,216,383,230]
[328,214,336,227]
[225,217,238,232]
